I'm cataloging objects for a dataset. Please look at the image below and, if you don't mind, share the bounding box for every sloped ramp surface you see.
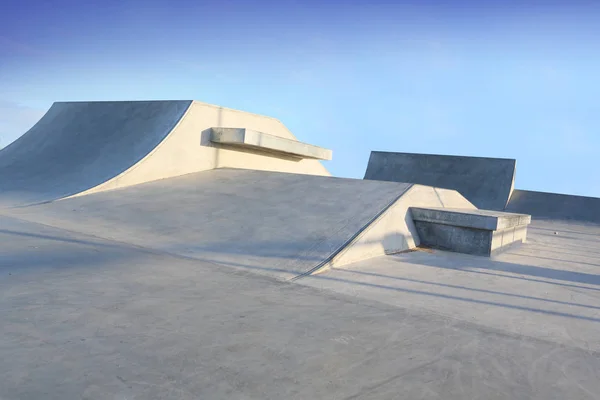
[507,189,600,224]
[5,169,414,280]
[364,151,516,211]
[0,101,191,207]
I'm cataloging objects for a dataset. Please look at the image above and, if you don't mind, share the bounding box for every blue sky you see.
[1,0,599,197]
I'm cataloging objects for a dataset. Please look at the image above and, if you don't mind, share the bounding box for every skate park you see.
[1,100,600,399]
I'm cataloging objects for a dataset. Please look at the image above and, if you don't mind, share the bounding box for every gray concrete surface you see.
[302,219,600,353]
[411,207,531,230]
[410,207,531,256]
[413,221,526,257]
[210,127,333,160]
[0,100,331,208]
[507,189,600,224]
[364,151,516,211]
[0,101,191,207]
[4,168,413,280]
[3,214,600,399]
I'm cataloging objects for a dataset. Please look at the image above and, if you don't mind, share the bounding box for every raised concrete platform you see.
[411,207,531,256]
[210,128,332,160]
[364,151,516,211]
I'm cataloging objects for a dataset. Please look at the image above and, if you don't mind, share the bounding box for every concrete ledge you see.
[210,128,332,160]
[411,207,531,256]
[411,208,531,230]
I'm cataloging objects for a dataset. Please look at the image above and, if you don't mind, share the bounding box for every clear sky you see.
[1,0,599,197]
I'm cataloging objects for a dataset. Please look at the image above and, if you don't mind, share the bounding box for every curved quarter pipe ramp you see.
[0,100,330,207]
[0,101,191,206]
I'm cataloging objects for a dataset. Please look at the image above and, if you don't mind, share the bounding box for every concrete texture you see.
[411,207,531,230]
[5,169,481,280]
[4,169,413,280]
[0,101,191,206]
[0,101,330,208]
[303,219,600,353]
[320,184,475,274]
[364,151,516,211]
[507,189,600,224]
[410,208,530,256]
[210,127,332,160]
[3,107,600,398]
[3,211,600,399]
[414,221,528,256]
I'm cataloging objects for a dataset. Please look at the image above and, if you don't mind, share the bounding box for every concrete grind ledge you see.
[411,207,531,257]
[210,127,332,160]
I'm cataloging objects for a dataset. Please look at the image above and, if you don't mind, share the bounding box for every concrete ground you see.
[2,208,600,398]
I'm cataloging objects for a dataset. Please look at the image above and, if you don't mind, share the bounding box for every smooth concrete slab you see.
[210,127,332,160]
[4,168,413,281]
[507,189,600,224]
[364,151,516,211]
[3,216,600,399]
[302,219,600,353]
[411,207,531,230]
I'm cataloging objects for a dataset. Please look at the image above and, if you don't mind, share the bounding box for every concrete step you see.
[410,207,531,256]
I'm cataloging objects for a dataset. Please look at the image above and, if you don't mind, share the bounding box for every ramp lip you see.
[511,188,600,201]
[368,150,517,162]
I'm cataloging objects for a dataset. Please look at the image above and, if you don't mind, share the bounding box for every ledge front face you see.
[411,207,531,257]
[411,207,531,231]
[210,128,332,160]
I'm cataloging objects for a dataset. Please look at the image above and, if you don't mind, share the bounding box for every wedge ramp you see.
[5,168,475,280]
[364,151,516,211]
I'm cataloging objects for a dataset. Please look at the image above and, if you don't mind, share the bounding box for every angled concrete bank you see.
[364,151,516,211]
[5,169,475,280]
[0,101,330,208]
[411,208,531,256]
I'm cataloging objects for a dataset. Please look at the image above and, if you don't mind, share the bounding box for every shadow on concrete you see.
[523,242,600,258]
[404,253,600,287]
[332,268,600,311]
[0,229,130,250]
[503,251,600,268]
[308,272,600,323]
[532,231,600,245]
[530,225,600,237]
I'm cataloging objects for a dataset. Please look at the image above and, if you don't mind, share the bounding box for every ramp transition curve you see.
[0,101,329,207]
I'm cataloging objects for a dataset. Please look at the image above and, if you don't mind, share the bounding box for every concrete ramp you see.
[364,151,516,211]
[506,189,600,224]
[5,168,474,280]
[0,101,330,207]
